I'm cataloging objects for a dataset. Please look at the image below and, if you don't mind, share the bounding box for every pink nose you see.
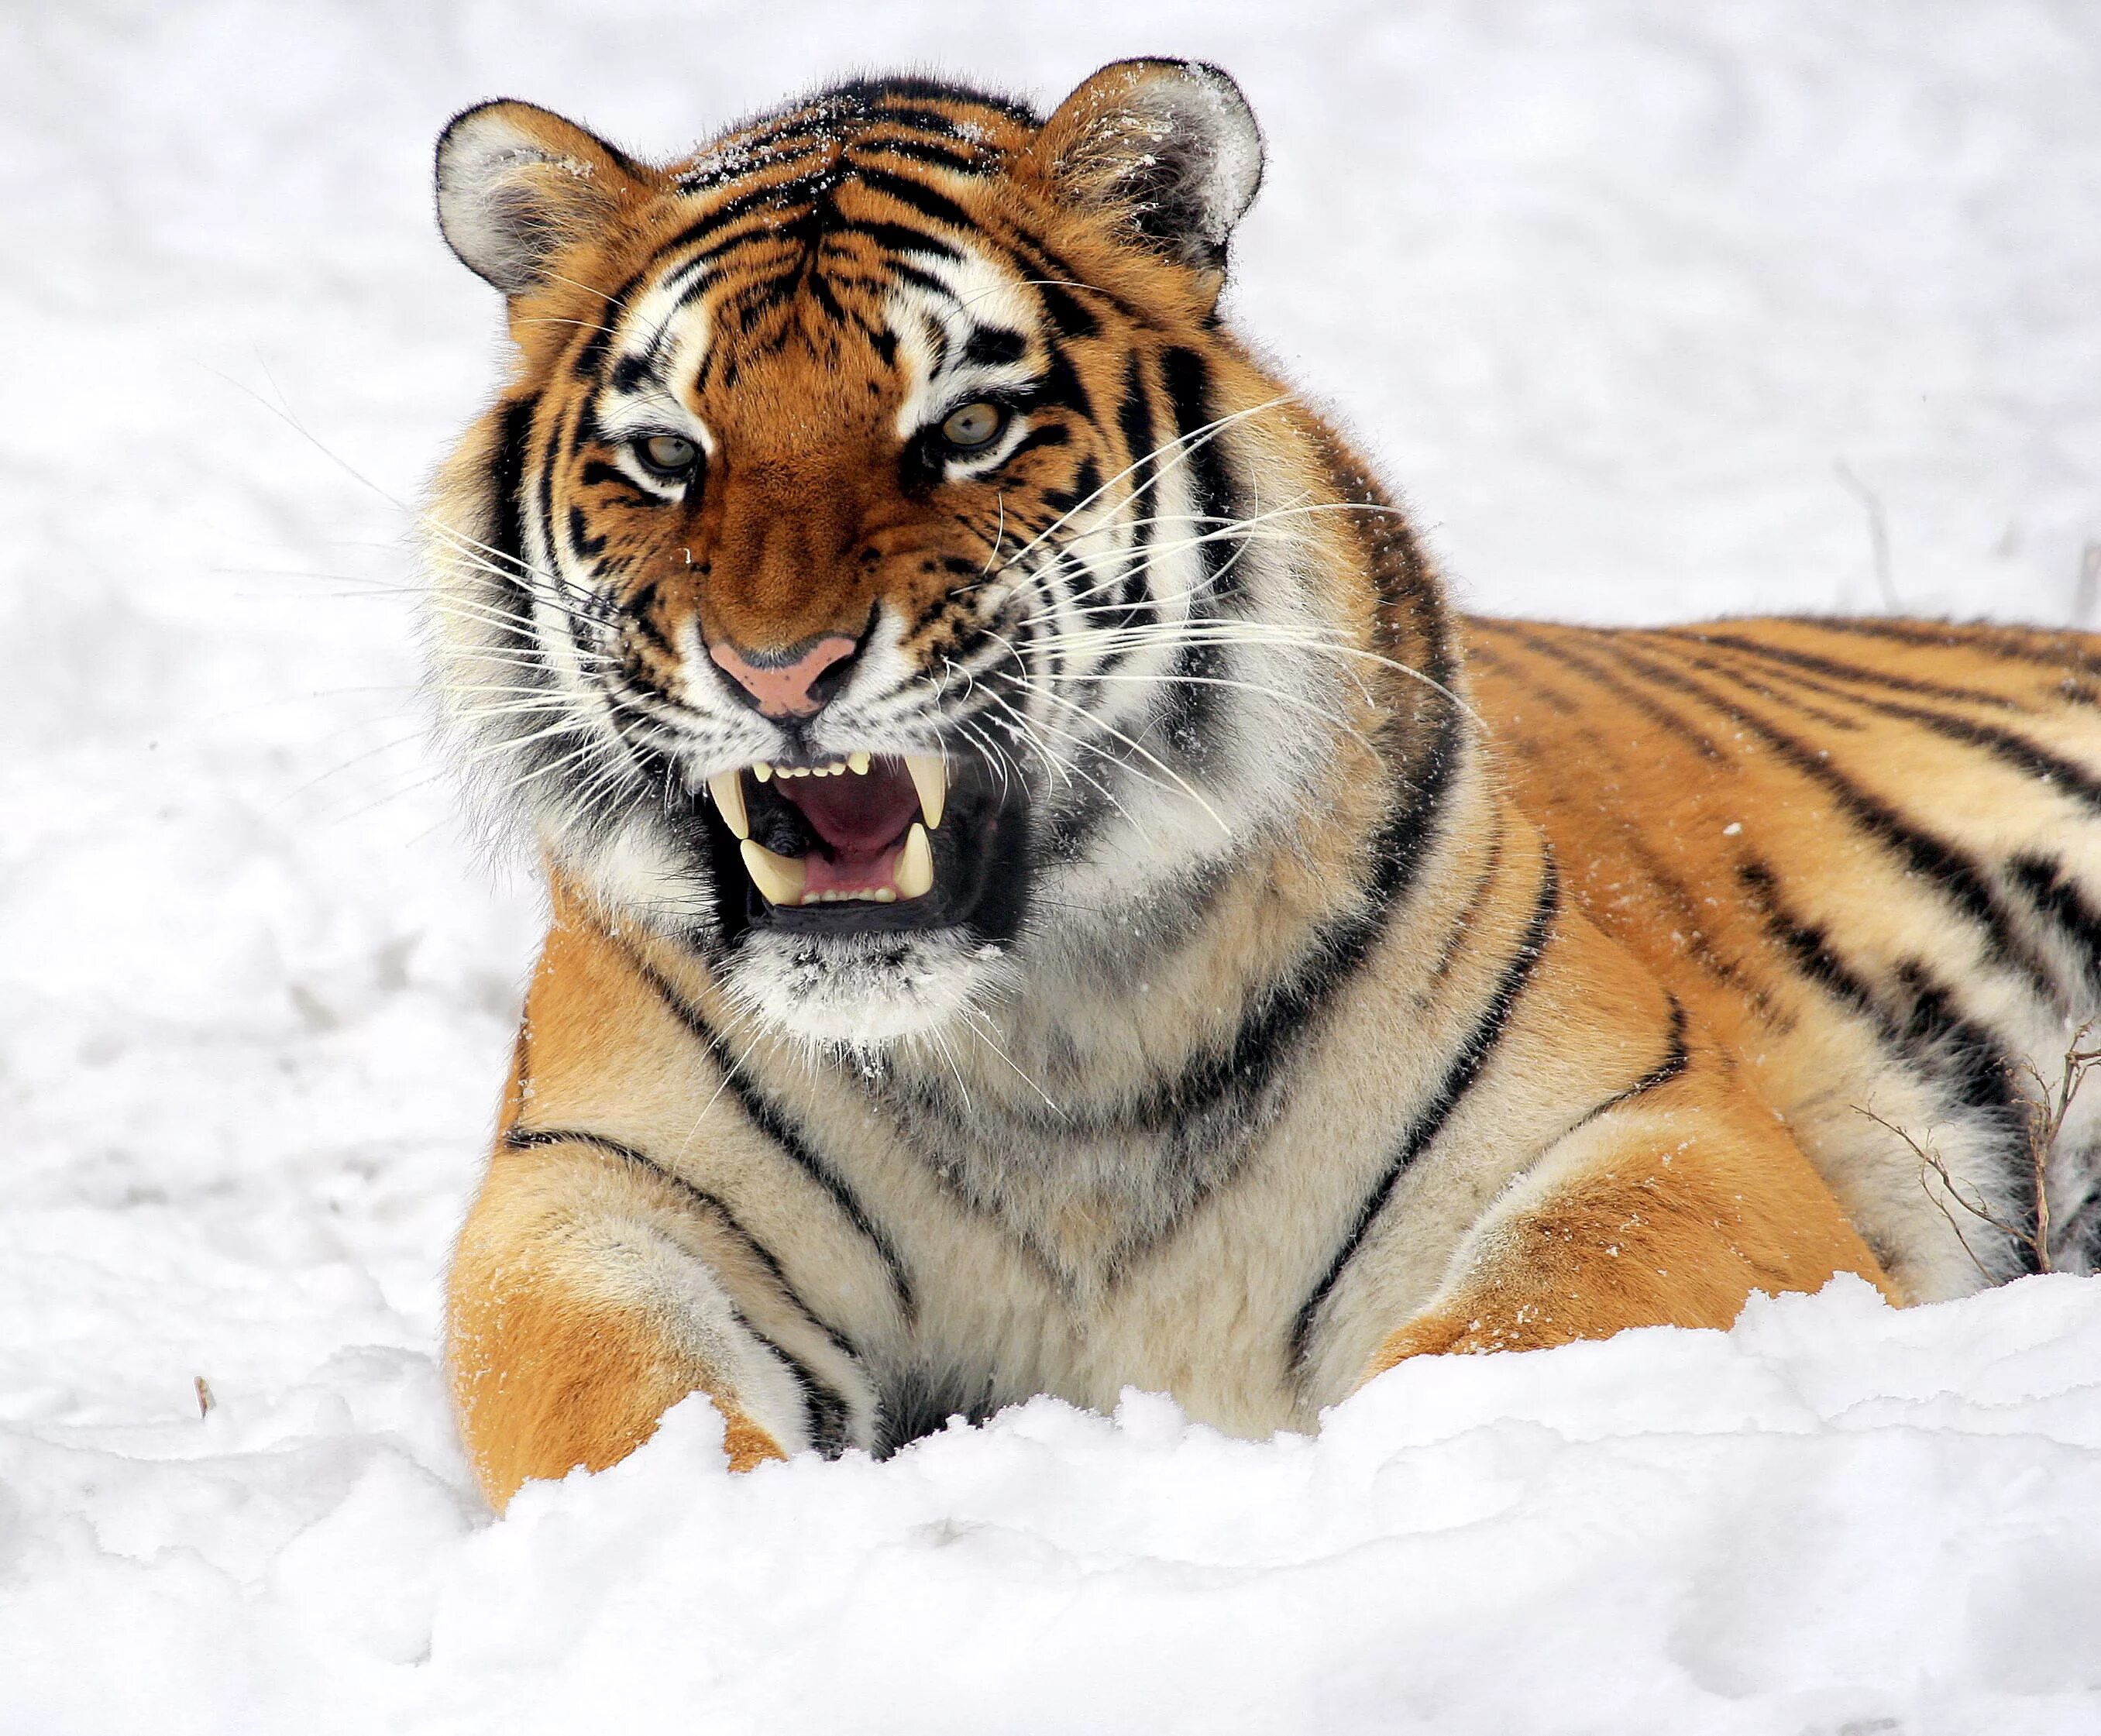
[709,634,858,718]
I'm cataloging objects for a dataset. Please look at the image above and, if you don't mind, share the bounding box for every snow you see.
[3,2,2099,1728]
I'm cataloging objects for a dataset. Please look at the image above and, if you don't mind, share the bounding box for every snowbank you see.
[4,2,2099,1729]
[6,1277,2101,1732]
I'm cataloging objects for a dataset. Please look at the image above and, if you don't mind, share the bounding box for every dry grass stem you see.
[1860,1022,2101,1279]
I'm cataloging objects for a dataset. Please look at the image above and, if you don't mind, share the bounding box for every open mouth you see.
[698,750,1032,942]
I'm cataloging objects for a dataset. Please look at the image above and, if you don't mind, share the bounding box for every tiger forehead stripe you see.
[672,79,1030,187]
[586,164,1035,401]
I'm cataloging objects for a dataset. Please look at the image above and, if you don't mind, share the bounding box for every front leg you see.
[1365,1087,1898,1377]
[448,1131,834,1511]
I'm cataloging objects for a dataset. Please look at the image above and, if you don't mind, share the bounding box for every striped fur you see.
[421,65,2101,1509]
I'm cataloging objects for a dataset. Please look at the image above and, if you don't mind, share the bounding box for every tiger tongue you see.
[773,760,922,854]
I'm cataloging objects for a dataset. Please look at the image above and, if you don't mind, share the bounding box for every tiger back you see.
[1469,617,2101,1298]
[421,61,2101,1509]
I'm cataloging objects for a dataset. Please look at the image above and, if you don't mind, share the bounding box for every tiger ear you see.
[1028,60,1264,281]
[435,100,656,296]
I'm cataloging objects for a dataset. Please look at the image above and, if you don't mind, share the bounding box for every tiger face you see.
[428,67,1367,1046]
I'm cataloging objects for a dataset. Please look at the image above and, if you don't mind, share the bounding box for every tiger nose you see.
[707,633,860,719]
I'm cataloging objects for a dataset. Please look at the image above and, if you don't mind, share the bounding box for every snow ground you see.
[2,2,2099,1729]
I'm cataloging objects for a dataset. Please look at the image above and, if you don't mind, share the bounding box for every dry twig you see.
[1859,1023,2101,1278]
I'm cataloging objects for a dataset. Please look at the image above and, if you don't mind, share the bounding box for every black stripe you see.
[873,1368,1001,1458]
[1738,860,1883,1022]
[1892,961,2025,1118]
[1563,995,1692,1137]
[1130,617,1468,1131]
[2007,855,2101,995]
[772,1339,853,1456]
[1645,635,2101,810]
[1663,629,2027,712]
[962,324,1027,368]
[1598,639,2065,1007]
[1846,696,2101,816]
[1465,641,1579,716]
[486,396,538,644]
[1150,346,1243,758]
[1421,825,1505,995]
[860,136,992,174]
[1004,223,1139,327]
[573,301,616,381]
[1037,455,1101,521]
[685,217,807,273]
[1639,636,1866,731]
[500,1127,851,1351]
[566,504,607,562]
[1107,351,1160,643]
[1028,343,1092,418]
[837,218,964,263]
[1736,861,2030,1238]
[856,77,1037,125]
[860,98,987,136]
[663,175,831,257]
[614,944,917,1318]
[1034,279,1100,342]
[1001,423,1070,462]
[1808,617,2101,683]
[1288,855,1563,1370]
[576,459,654,505]
[883,257,958,302]
[1625,993,1692,1095]
[502,1126,859,1449]
[1158,347,1241,603]
[531,391,566,605]
[851,165,978,235]
[607,353,659,397]
[1501,628,1726,761]
[626,601,679,662]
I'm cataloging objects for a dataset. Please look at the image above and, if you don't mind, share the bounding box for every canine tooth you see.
[905,755,947,830]
[707,770,749,839]
[739,839,806,906]
[896,823,934,899]
[752,761,772,783]
[848,751,872,775]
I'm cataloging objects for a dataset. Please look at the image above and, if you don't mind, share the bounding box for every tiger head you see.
[427,62,1433,1048]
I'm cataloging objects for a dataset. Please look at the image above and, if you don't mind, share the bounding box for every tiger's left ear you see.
[1028,59,1264,290]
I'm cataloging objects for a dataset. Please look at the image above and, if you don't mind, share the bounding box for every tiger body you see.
[425,65,2101,1509]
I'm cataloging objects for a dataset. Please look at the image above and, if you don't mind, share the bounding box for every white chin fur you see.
[725,928,1012,1047]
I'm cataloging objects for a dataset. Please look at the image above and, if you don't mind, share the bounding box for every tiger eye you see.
[940,401,1004,449]
[636,434,698,475]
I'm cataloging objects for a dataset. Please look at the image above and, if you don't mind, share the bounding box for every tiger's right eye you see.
[634,434,699,476]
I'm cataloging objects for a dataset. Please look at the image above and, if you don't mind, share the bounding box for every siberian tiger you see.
[425,60,2101,1510]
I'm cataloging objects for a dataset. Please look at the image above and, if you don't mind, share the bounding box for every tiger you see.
[422,59,2101,1511]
